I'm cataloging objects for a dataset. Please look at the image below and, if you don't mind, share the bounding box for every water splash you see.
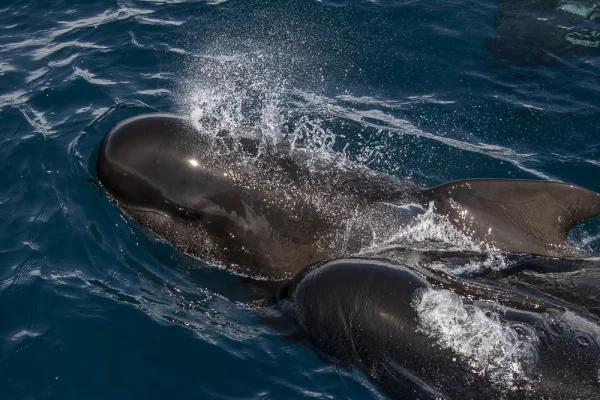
[356,202,510,275]
[413,289,539,393]
[186,53,283,137]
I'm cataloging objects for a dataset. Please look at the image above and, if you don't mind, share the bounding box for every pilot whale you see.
[96,113,600,399]
[96,113,600,276]
[277,257,600,399]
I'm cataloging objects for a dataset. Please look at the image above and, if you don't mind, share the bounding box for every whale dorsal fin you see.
[420,179,600,257]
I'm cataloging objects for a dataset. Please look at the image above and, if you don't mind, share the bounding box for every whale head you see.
[97,113,222,216]
[95,113,362,276]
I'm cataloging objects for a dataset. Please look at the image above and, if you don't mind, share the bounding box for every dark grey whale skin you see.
[96,113,600,276]
[279,258,600,399]
[96,113,600,399]
[96,113,422,278]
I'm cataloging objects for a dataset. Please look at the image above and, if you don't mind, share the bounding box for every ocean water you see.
[1,0,600,399]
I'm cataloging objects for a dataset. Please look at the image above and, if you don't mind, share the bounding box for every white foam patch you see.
[354,203,478,253]
[565,30,600,48]
[413,289,539,392]
[568,216,600,255]
[358,202,509,275]
[558,1,600,18]
[384,203,482,250]
[441,252,509,275]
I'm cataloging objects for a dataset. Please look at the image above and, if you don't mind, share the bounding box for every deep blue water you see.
[1,0,600,399]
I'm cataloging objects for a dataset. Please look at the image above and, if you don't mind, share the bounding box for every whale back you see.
[282,258,459,399]
[283,258,600,398]
[421,179,600,257]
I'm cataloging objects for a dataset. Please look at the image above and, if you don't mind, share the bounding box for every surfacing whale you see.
[96,113,600,399]
[278,258,600,399]
[96,113,600,274]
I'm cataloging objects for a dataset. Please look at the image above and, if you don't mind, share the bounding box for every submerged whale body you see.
[96,113,600,398]
[488,0,600,63]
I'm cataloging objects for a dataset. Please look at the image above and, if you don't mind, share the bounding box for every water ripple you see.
[1,0,599,398]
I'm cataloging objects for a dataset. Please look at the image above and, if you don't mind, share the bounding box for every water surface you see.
[1,0,599,398]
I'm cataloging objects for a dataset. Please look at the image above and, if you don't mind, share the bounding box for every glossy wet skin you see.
[97,113,600,278]
[283,258,600,399]
[97,113,421,277]
[98,114,203,211]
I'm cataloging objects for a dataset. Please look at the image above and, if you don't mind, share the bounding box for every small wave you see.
[1,38,42,53]
[293,92,554,180]
[140,72,175,80]
[558,1,600,19]
[32,41,108,61]
[17,105,53,136]
[48,53,80,68]
[137,16,185,26]
[11,329,43,341]
[518,102,544,111]
[0,90,29,109]
[26,67,51,85]
[585,158,600,167]
[407,94,456,104]
[566,29,600,48]
[72,67,117,86]
[52,7,154,39]
[136,89,171,96]
[0,62,15,75]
